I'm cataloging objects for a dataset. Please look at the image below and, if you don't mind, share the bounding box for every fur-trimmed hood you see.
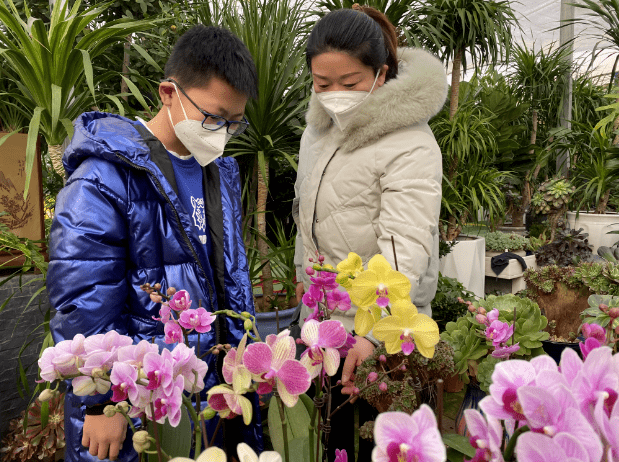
[305,47,447,152]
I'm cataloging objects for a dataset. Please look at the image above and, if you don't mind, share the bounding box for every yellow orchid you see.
[336,252,364,278]
[354,304,383,337]
[347,254,411,308]
[372,299,440,358]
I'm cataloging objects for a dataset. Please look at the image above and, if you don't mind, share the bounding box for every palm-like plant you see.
[314,0,413,29]
[508,41,572,226]
[197,0,312,302]
[407,0,518,121]
[0,0,153,198]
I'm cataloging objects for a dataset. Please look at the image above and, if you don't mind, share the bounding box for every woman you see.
[292,5,447,460]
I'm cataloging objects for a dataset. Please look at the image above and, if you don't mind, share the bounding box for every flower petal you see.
[243,343,273,375]
[323,348,341,376]
[373,411,415,448]
[301,319,320,346]
[276,359,311,396]
[196,447,227,462]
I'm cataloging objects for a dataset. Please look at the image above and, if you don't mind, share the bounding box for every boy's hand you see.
[340,336,375,400]
[295,282,305,303]
[82,413,128,460]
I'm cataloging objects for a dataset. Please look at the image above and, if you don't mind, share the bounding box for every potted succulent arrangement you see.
[532,226,593,268]
[440,294,548,435]
[484,232,529,257]
[530,177,575,242]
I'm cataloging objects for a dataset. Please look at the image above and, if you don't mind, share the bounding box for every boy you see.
[47,25,260,461]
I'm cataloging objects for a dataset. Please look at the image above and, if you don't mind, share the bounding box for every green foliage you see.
[580,294,619,331]
[0,0,155,197]
[476,356,500,393]
[574,262,619,296]
[524,265,583,294]
[407,0,518,74]
[534,228,594,268]
[484,232,529,253]
[441,295,548,382]
[314,0,413,28]
[431,273,475,332]
[531,177,575,216]
[147,409,192,461]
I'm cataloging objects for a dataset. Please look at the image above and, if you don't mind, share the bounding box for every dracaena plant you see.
[0,0,154,198]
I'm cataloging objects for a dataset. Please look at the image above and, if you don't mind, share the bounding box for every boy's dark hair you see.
[165,25,258,99]
[306,8,398,82]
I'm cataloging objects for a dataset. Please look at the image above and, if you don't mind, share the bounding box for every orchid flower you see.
[371,405,446,462]
[171,343,209,393]
[347,254,411,309]
[336,252,364,280]
[372,299,439,358]
[170,446,227,462]
[582,323,606,344]
[326,288,352,312]
[222,334,252,389]
[516,432,591,462]
[243,330,311,407]
[169,290,192,311]
[207,382,253,425]
[484,321,514,347]
[594,390,619,462]
[147,375,185,426]
[178,308,216,333]
[463,410,504,462]
[299,319,348,378]
[237,443,282,462]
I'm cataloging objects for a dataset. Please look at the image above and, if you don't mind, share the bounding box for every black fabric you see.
[490,252,528,276]
[133,123,179,196]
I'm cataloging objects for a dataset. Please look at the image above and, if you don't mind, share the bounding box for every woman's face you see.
[311,51,387,93]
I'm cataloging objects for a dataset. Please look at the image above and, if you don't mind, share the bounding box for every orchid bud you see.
[353,387,360,395]
[153,283,161,290]
[468,305,476,313]
[336,380,342,385]
[379,355,387,363]
[167,287,177,296]
[202,407,217,420]
[318,255,325,263]
[609,308,619,319]
[224,344,231,350]
[150,293,163,304]
[379,382,388,392]
[39,389,55,402]
[367,372,378,383]
[306,267,315,276]
[477,308,487,316]
[313,264,322,271]
[457,297,464,304]
[244,319,254,331]
[475,314,488,325]
[323,264,334,270]
[132,431,151,453]
[400,365,407,371]
[103,405,117,418]
[309,257,314,263]
[240,311,252,319]
[213,348,220,355]
[599,304,609,313]
[116,401,130,413]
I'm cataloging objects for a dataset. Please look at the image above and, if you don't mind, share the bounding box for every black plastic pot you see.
[541,339,581,364]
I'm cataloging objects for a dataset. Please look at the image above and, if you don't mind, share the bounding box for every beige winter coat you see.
[292,48,448,331]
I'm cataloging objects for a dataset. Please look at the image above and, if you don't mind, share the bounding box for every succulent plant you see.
[534,227,593,267]
[441,295,548,385]
[580,294,619,333]
[573,262,619,296]
[531,177,575,241]
[484,231,530,253]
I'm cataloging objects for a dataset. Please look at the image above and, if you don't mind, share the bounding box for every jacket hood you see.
[306,48,448,152]
[63,112,151,176]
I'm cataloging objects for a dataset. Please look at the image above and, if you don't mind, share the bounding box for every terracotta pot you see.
[443,373,464,393]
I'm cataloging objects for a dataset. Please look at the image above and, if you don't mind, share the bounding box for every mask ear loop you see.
[368,69,381,94]
[167,83,189,125]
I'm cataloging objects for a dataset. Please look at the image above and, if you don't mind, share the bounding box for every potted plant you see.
[441,294,548,435]
[530,177,576,242]
[533,226,594,268]
[484,231,529,257]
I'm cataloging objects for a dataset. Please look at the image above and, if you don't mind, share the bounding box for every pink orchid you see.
[143,350,174,393]
[484,321,514,347]
[480,360,536,422]
[78,351,114,377]
[310,271,339,290]
[116,341,159,368]
[334,449,348,462]
[222,334,251,389]
[580,337,603,359]
[39,334,86,380]
[486,309,499,324]
[147,375,185,427]
[110,362,139,402]
[178,308,216,333]
[463,410,504,462]
[302,284,324,309]
[516,432,591,462]
[516,385,602,462]
[164,321,184,344]
[169,290,192,311]
[371,405,446,462]
[337,333,356,358]
[594,391,619,462]
[154,303,172,323]
[582,323,606,344]
[83,330,133,355]
[72,375,111,396]
[170,343,209,393]
[326,288,351,312]
[207,382,253,425]
[491,343,520,359]
[243,330,311,407]
[299,320,348,378]
[558,348,584,386]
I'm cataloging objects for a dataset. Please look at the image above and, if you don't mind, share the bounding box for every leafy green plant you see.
[440,294,548,390]
[431,273,475,332]
[534,227,593,268]
[314,0,413,29]
[580,294,619,333]
[484,232,529,253]
[0,0,154,197]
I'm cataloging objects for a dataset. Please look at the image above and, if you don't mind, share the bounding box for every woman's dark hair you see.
[306,6,398,82]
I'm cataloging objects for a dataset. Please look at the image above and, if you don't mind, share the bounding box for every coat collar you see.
[305,48,448,152]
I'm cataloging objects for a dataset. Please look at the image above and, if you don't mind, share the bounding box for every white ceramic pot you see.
[439,234,485,298]
[567,211,619,254]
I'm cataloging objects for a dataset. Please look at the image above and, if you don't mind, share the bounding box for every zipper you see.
[311,147,339,252]
[116,154,216,312]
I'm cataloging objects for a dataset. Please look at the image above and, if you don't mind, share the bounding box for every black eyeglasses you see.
[163,78,250,136]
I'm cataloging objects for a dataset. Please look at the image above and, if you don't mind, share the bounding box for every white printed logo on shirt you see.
[191,196,206,232]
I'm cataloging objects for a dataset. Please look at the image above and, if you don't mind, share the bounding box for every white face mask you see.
[316,70,381,131]
[168,84,232,167]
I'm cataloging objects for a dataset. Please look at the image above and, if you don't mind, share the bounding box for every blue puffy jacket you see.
[48,112,262,461]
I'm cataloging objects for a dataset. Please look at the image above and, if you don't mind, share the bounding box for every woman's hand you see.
[295,282,305,304]
[82,413,128,460]
[341,336,375,396]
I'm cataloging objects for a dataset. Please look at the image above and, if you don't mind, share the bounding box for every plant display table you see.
[484,254,537,294]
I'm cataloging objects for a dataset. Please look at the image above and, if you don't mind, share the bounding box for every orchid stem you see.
[275,393,290,462]
[209,417,224,447]
[181,395,202,455]
[503,425,529,461]
[149,403,163,462]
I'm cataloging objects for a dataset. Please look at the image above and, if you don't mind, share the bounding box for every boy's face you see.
[160,75,248,131]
